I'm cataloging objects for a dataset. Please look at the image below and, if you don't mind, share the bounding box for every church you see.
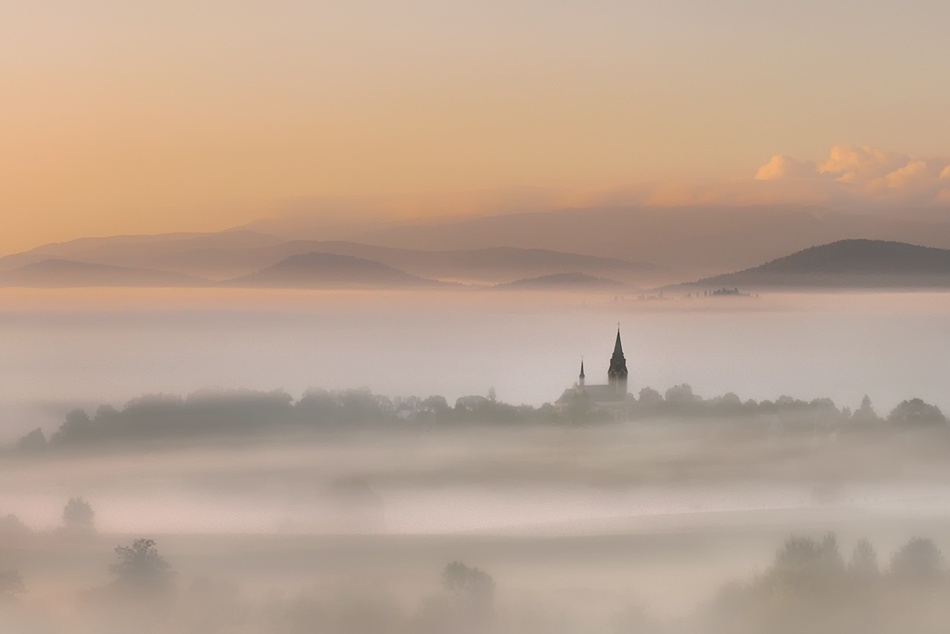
[556,329,631,419]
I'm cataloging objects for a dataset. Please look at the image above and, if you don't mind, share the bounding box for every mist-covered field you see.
[5,288,950,632]
[7,420,950,632]
[4,288,950,430]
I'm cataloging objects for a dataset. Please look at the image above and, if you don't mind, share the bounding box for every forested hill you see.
[682,239,950,289]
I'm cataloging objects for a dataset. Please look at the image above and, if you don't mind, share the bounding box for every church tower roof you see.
[579,359,585,379]
[608,327,628,382]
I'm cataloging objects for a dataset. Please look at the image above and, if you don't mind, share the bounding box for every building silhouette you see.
[556,328,631,419]
[607,329,628,395]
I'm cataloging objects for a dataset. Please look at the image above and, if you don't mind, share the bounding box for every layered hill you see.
[0,232,656,285]
[257,242,654,285]
[227,252,442,288]
[0,259,210,288]
[0,231,286,281]
[495,272,625,291]
[339,206,950,277]
[681,239,950,290]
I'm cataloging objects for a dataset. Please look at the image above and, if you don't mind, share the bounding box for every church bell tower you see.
[607,328,628,395]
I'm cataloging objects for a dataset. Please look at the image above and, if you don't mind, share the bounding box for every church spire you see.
[579,358,585,387]
[608,327,628,395]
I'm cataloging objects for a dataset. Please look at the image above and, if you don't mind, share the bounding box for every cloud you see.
[755,155,819,181]
[624,145,950,210]
[874,159,933,193]
[752,145,950,207]
[818,145,907,184]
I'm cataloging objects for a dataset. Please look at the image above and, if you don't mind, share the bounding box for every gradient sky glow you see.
[3,0,950,253]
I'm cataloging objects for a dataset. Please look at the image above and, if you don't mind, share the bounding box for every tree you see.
[637,387,663,410]
[852,395,881,424]
[771,533,844,581]
[890,537,943,584]
[53,408,93,444]
[0,569,24,603]
[887,399,946,427]
[442,561,494,605]
[848,538,879,577]
[62,497,95,533]
[110,538,174,596]
[664,383,700,405]
[436,561,495,634]
[16,427,46,453]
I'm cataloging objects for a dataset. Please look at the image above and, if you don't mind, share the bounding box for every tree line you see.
[5,524,950,633]
[8,386,948,453]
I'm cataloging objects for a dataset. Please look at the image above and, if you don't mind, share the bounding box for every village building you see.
[556,329,631,419]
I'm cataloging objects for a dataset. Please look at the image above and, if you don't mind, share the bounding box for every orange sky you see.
[3,0,950,254]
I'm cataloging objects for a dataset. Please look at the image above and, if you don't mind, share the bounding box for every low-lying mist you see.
[4,387,950,631]
[5,289,950,632]
[5,288,950,430]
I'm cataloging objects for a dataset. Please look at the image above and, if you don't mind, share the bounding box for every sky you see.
[3,0,950,254]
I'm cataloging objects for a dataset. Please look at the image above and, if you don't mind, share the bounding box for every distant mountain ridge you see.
[10,203,950,284]
[0,259,211,288]
[227,252,442,288]
[495,272,626,291]
[344,206,950,276]
[0,231,657,286]
[681,239,950,290]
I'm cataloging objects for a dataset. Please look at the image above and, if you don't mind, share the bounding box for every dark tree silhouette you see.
[887,398,946,427]
[853,394,881,424]
[442,561,494,609]
[890,537,944,583]
[770,533,844,584]
[15,427,46,453]
[0,569,24,603]
[0,513,31,539]
[424,561,495,634]
[636,387,663,411]
[849,538,880,577]
[62,496,95,533]
[110,538,174,596]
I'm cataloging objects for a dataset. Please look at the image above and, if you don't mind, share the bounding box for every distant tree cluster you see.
[110,538,175,598]
[11,388,566,451]
[62,497,95,534]
[9,386,948,452]
[634,384,842,424]
[633,385,948,432]
[699,533,950,634]
[258,560,494,634]
[0,569,24,604]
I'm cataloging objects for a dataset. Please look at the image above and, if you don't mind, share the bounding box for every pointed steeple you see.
[579,358,585,387]
[608,327,628,394]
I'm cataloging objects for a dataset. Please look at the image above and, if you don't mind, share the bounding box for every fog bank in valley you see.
[3,288,950,434]
[4,289,950,631]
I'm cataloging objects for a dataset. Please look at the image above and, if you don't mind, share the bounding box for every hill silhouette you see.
[495,272,626,291]
[342,206,950,277]
[0,259,211,288]
[682,239,950,290]
[0,233,655,284]
[0,230,286,281]
[227,252,442,288]
[256,242,653,284]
